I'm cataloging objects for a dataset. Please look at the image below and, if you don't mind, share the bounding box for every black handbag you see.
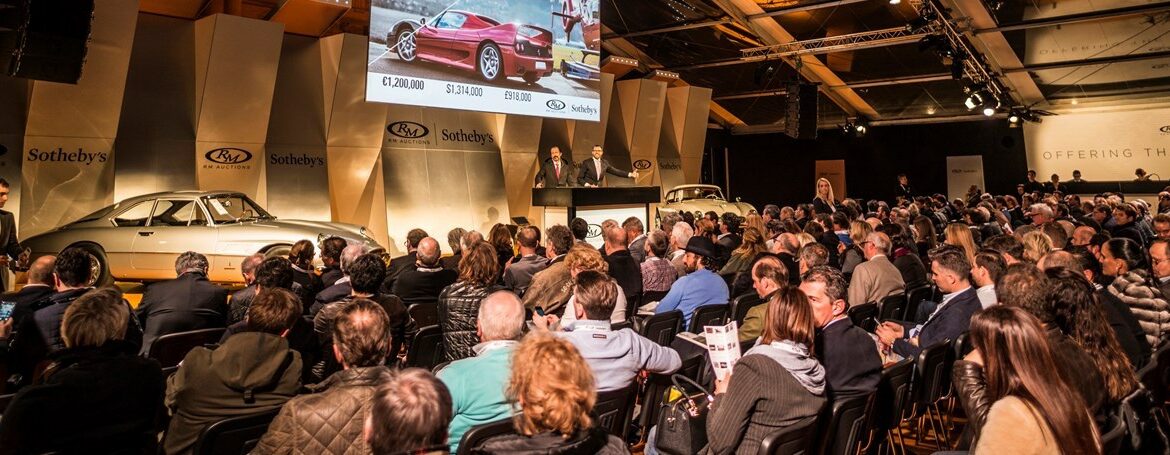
[654,374,713,455]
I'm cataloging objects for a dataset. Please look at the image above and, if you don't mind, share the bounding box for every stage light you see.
[1008,113,1020,124]
[982,106,996,116]
[890,0,901,4]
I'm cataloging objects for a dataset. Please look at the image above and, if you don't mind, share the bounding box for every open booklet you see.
[677,321,743,381]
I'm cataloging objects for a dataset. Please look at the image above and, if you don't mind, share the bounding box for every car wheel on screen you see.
[522,72,541,84]
[76,243,112,287]
[478,44,502,82]
[396,29,417,62]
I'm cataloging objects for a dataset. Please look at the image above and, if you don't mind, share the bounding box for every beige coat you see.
[973,396,1060,455]
[847,255,905,308]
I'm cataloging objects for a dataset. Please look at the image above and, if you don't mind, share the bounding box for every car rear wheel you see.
[75,243,112,287]
[396,29,417,62]
[478,44,502,82]
[522,72,541,84]
[263,244,292,260]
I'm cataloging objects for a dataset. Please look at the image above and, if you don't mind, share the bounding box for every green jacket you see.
[437,341,517,452]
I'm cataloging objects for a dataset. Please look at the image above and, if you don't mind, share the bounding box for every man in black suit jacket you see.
[601,226,642,300]
[393,237,457,306]
[0,179,27,292]
[135,252,228,355]
[878,246,981,358]
[383,228,428,293]
[227,254,265,324]
[802,266,881,397]
[895,174,912,202]
[577,145,637,187]
[319,236,347,288]
[2,255,56,331]
[535,146,573,188]
[717,213,742,259]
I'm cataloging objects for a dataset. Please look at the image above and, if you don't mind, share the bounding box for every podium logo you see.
[205,148,253,164]
[633,160,652,170]
[546,99,566,110]
[587,223,602,239]
[388,121,430,139]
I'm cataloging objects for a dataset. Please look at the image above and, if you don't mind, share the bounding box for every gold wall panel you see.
[327,146,388,247]
[660,86,712,191]
[21,0,138,236]
[266,35,330,221]
[604,79,666,188]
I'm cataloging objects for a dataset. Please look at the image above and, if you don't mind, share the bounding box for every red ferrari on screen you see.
[389,10,554,84]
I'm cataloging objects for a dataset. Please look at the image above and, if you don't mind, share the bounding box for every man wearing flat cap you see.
[655,236,730,328]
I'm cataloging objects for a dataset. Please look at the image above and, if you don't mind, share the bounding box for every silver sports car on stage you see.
[658,184,756,221]
[22,191,384,285]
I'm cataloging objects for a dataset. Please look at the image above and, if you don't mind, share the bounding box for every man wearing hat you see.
[655,236,730,328]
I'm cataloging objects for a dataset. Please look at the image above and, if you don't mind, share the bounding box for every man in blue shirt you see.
[655,236,730,328]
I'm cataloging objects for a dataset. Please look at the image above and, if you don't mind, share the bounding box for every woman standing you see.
[812,178,837,215]
[957,306,1101,454]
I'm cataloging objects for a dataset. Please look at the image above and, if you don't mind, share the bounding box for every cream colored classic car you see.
[658,184,756,221]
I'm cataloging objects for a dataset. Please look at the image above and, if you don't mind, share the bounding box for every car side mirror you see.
[420,17,428,26]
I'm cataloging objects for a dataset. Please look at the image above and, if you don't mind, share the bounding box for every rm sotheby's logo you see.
[203,148,253,170]
[1160,125,1170,135]
[633,160,652,170]
[27,147,109,165]
[586,224,602,239]
[546,99,566,110]
[388,121,430,139]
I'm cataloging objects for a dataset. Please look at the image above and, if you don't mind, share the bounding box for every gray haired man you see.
[136,251,229,354]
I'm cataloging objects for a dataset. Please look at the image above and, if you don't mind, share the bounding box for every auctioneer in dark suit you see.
[0,209,24,291]
[134,271,229,355]
[577,157,633,187]
[816,317,882,398]
[892,287,981,358]
[535,157,573,188]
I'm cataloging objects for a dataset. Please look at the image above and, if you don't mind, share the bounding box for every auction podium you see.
[533,187,661,248]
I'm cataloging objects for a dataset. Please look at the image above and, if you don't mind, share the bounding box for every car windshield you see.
[678,187,722,201]
[201,194,273,224]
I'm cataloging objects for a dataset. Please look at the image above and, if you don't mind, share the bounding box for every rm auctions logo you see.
[388,121,430,139]
[586,223,602,239]
[633,160,653,170]
[546,99,566,110]
[203,148,253,170]
[1160,125,1170,135]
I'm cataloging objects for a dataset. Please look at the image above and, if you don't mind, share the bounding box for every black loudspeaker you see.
[0,0,95,84]
[784,82,819,140]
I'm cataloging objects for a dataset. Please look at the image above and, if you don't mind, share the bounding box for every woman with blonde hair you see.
[838,220,872,275]
[721,227,767,277]
[475,332,627,454]
[1020,230,1053,263]
[559,243,627,325]
[944,223,978,265]
[812,178,837,215]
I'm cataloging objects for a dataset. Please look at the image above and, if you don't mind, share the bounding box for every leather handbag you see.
[654,374,713,455]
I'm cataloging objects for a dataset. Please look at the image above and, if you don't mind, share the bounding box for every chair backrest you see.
[870,358,915,431]
[905,285,932,322]
[817,392,875,455]
[611,320,632,331]
[847,303,878,332]
[593,384,637,438]
[913,339,955,405]
[952,332,971,359]
[639,310,683,347]
[456,418,517,455]
[643,290,669,304]
[405,325,445,370]
[148,328,227,368]
[689,304,730,333]
[0,393,14,415]
[757,415,819,455]
[193,409,280,455]
[878,294,906,322]
[1100,412,1127,455]
[407,303,438,328]
[730,293,764,327]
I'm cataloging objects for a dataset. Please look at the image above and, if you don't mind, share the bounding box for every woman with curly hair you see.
[474,332,627,454]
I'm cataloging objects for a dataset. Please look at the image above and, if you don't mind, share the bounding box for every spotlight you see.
[982,106,996,116]
[964,90,985,110]
[890,0,901,4]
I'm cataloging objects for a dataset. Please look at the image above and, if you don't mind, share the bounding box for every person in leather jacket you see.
[438,242,500,361]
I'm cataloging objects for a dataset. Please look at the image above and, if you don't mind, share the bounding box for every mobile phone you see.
[0,301,15,321]
[535,306,545,317]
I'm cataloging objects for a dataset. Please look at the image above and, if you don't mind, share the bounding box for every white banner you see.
[946,155,985,202]
[1023,107,1170,182]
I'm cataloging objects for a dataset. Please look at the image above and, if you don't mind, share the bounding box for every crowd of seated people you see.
[4,177,1170,454]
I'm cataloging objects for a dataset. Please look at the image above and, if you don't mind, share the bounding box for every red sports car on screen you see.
[389,10,555,84]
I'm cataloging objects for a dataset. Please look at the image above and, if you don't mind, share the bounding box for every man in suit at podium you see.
[577,145,637,188]
[535,146,572,188]
[0,179,27,291]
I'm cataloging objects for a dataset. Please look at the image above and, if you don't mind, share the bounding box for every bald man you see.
[392,237,458,306]
[2,255,57,330]
[1070,226,1096,247]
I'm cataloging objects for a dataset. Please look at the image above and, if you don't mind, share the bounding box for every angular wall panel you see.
[265,34,330,221]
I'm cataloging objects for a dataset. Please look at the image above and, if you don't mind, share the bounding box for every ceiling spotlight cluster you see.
[841,117,870,137]
[1006,108,1044,127]
[910,0,1014,118]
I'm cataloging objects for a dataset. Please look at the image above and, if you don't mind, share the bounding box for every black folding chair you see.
[757,414,820,455]
[863,358,914,455]
[192,409,280,455]
[848,303,878,332]
[904,285,933,323]
[643,290,669,304]
[407,303,438,328]
[911,339,955,450]
[689,304,730,333]
[148,328,227,368]
[730,293,764,327]
[639,310,683,347]
[593,384,637,438]
[1100,413,1127,455]
[456,418,516,455]
[404,325,444,370]
[816,392,875,455]
[879,294,906,322]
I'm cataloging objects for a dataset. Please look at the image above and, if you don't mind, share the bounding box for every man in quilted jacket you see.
[253,298,392,454]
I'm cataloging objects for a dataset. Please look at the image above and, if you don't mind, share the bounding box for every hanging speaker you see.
[0,0,95,84]
[784,82,819,140]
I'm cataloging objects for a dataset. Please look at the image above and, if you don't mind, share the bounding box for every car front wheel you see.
[478,44,503,82]
[396,29,417,62]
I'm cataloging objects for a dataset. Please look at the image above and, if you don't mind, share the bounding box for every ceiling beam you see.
[975,2,1170,34]
[711,72,954,100]
[600,0,869,39]
[938,0,1046,105]
[706,0,880,118]
[600,24,746,129]
[1003,49,1170,73]
[603,19,734,39]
